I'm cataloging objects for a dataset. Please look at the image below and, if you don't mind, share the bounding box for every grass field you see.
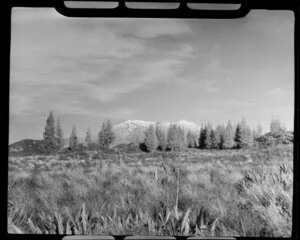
[7,145,293,237]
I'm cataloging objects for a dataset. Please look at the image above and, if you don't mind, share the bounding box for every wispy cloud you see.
[10,9,195,117]
[114,19,192,38]
[220,99,256,108]
[178,78,220,93]
[200,79,220,92]
[9,9,294,143]
[265,87,286,96]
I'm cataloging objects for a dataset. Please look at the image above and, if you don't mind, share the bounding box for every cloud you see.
[221,99,256,107]
[200,79,220,92]
[10,9,195,118]
[180,78,220,92]
[265,87,286,96]
[109,19,192,39]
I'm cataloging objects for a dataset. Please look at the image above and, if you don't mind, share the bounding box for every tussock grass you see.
[7,146,293,236]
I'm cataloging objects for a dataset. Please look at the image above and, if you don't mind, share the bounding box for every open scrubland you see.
[8,145,293,237]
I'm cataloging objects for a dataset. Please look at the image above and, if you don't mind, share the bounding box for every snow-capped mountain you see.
[112,119,200,145]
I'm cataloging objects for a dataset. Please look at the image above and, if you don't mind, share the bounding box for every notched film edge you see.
[4,1,300,240]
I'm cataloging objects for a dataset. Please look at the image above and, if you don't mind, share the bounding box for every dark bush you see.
[113,143,143,153]
[255,131,293,148]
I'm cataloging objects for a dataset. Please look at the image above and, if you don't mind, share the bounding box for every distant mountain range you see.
[9,120,201,155]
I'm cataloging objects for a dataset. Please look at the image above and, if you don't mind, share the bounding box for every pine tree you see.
[105,120,115,146]
[98,120,116,149]
[43,111,57,153]
[186,130,195,148]
[210,129,217,149]
[69,125,78,150]
[193,132,199,148]
[239,118,252,148]
[246,126,253,147]
[178,126,187,151]
[55,117,64,151]
[215,124,226,149]
[145,125,158,152]
[98,122,106,148]
[203,125,211,149]
[224,121,235,149]
[160,131,168,151]
[167,124,180,151]
[219,135,225,149]
[155,122,168,151]
[85,127,92,149]
[199,126,205,149]
[234,124,243,149]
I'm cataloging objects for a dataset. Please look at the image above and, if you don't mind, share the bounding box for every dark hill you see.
[9,139,45,156]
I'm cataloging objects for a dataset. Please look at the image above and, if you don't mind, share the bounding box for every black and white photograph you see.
[8,7,294,237]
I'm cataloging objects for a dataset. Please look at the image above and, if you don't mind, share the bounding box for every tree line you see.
[142,118,292,152]
[42,111,115,153]
[42,111,293,154]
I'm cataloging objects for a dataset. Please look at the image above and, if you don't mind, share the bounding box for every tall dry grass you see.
[7,145,293,236]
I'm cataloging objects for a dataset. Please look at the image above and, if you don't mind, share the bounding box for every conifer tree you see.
[69,125,78,150]
[145,125,158,152]
[105,120,115,146]
[199,127,205,149]
[167,124,180,151]
[210,129,217,149]
[215,124,226,149]
[219,135,225,149]
[43,110,57,153]
[155,122,168,151]
[85,127,92,149]
[224,121,235,149]
[234,124,243,149]
[193,132,199,148]
[203,125,211,149]
[98,120,116,149]
[239,118,252,148]
[55,117,64,151]
[187,130,195,148]
[98,122,106,148]
[178,126,187,151]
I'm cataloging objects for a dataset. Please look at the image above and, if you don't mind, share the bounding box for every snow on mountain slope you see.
[112,119,200,145]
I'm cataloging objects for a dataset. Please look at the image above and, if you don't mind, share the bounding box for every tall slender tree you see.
[85,127,92,149]
[145,125,158,152]
[234,124,243,149]
[167,124,180,151]
[155,122,167,151]
[215,124,226,149]
[43,111,57,153]
[69,125,78,150]
[203,125,211,149]
[224,121,234,149]
[178,126,187,151]
[210,129,217,149]
[199,126,205,149]
[186,130,195,148]
[55,117,64,151]
[98,120,116,149]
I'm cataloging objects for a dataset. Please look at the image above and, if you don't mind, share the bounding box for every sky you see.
[9,7,294,143]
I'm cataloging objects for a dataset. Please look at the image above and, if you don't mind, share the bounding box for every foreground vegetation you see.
[8,145,293,236]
